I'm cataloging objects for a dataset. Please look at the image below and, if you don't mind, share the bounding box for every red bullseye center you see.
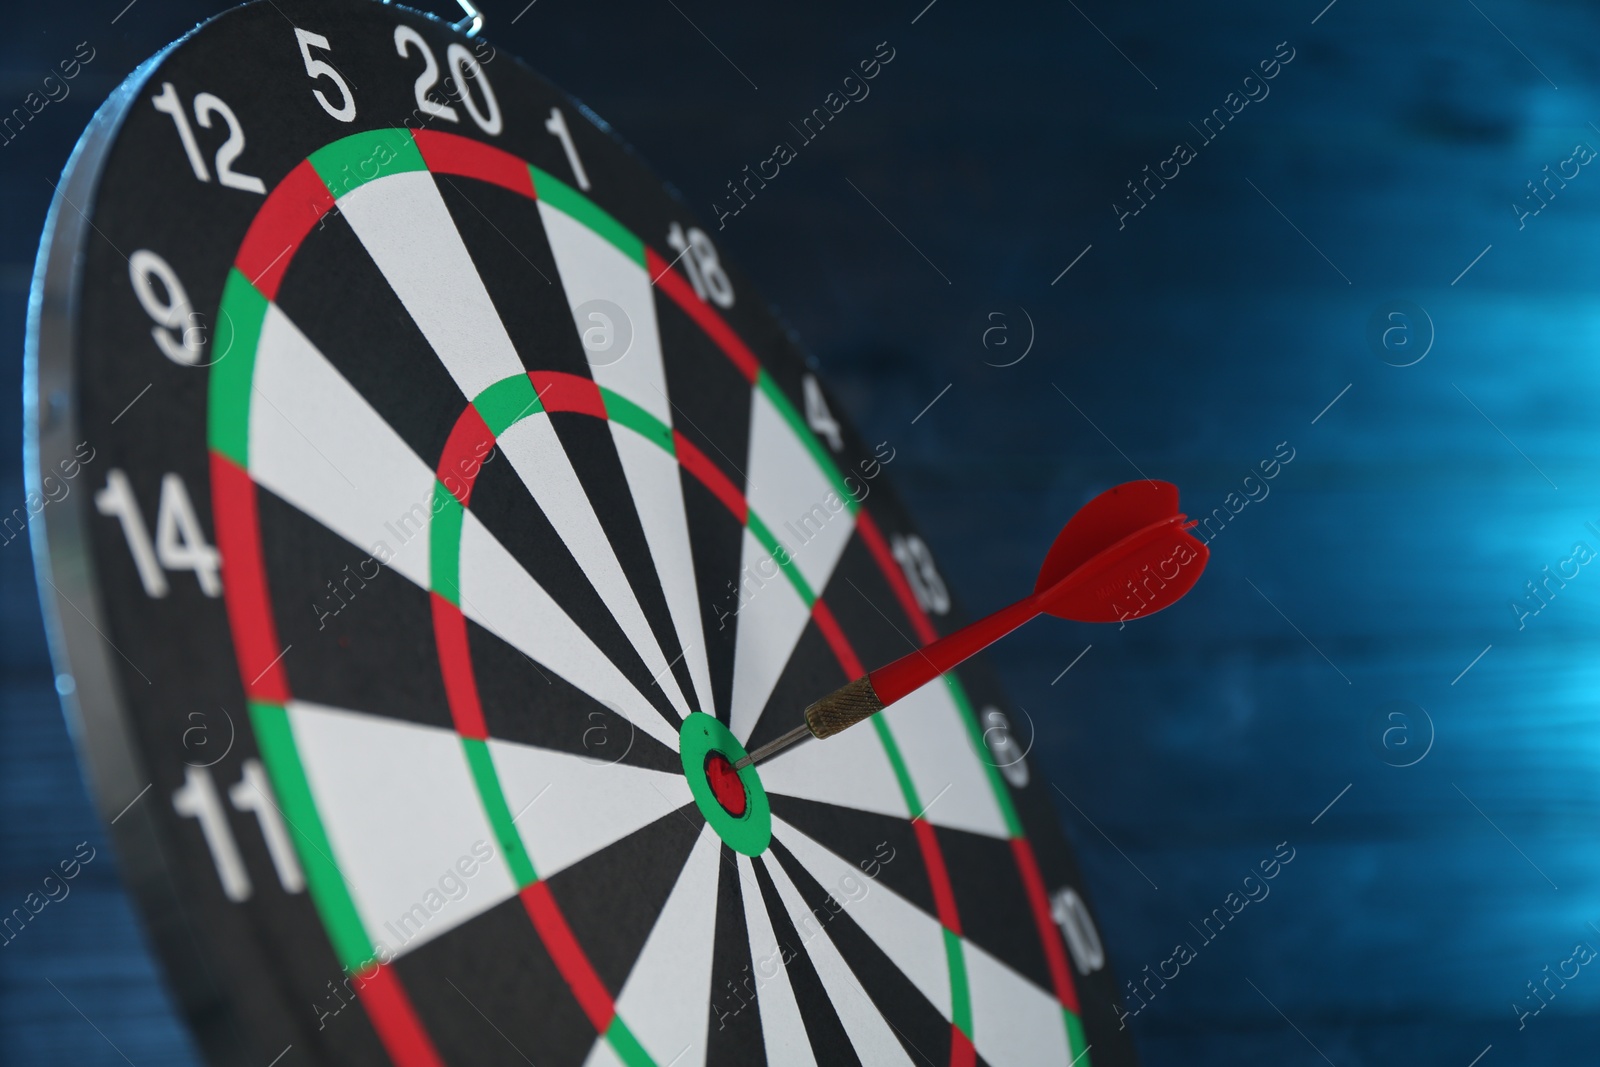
[704,752,748,817]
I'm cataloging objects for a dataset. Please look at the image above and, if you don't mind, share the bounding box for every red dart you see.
[735,479,1209,769]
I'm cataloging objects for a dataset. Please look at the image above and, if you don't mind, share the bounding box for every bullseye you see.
[678,713,770,854]
[703,752,747,817]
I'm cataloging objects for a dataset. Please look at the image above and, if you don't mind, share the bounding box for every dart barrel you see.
[803,675,886,738]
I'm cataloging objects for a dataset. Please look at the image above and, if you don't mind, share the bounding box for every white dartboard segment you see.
[494,413,693,719]
[458,511,681,751]
[728,528,814,743]
[737,853,819,1067]
[336,169,526,399]
[966,937,1073,1067]
[286,700,517,959]
[606,823,722,1066]
[771,816,952,1020]
[581,1037,628,1067]
[536,202,671,425]
[727,390,858,740]
[485,737,693,881]
[248,303,436,588]
[879,678,1010,838]
[609,426,718,716]
[759,711,910,823]
[540,200,718,718]
[742,388,856,592]
[761,854,916,1067]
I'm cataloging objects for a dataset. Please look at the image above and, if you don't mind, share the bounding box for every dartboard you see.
[27,2,1136,1064]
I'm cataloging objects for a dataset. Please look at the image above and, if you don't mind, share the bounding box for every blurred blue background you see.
[4,0,1598,1063]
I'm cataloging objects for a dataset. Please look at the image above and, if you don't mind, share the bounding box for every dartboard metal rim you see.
[26,20,250,1058]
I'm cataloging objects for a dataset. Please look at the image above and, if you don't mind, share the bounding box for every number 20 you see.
[393,26,502,135]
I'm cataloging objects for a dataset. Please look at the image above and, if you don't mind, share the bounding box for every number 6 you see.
[294,28,356,123]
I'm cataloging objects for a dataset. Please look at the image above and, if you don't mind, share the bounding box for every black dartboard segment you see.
[26,2,1137,1064]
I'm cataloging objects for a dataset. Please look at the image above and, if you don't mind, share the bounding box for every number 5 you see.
[294,28,356,123]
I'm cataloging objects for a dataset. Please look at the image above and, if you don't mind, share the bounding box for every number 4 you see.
[95,470,221,598]
[803,375,844,451]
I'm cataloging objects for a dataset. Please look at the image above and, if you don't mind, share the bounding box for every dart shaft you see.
[735,598,1044,768]
[869,593,1042,705]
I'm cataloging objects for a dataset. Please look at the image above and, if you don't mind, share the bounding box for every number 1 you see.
[544,107,590,190]
[173,766,251,901]
[95,469,167,597]
[229,759,306,894]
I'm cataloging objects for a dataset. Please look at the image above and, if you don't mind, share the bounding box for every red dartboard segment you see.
[209,453,289,703]
[671,430,748,523]
[1012,837,1083,1015]
[436,405,495,507]
[521,882,618,1034]
[911,818,963,937]
[352,964,449,1067]
[529,369,607,419]
[431,593,489,742]
[233,159,336,300]
[950,1025,978,1067]
[412,128,537,199]
[645,247,761,382]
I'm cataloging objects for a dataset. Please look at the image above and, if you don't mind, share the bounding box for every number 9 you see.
[129,250,205,366]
